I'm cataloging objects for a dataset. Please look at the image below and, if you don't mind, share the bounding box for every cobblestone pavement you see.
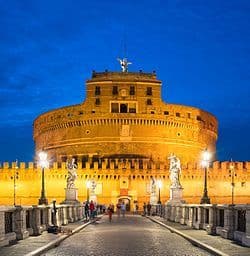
[150,216,250,256]
[42,215,212,256]
[0,220,90,256]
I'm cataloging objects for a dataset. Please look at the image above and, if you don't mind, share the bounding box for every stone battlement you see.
[0,160,249,173]
[90,71,159,82]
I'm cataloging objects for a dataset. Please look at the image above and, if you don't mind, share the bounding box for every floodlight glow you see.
[38,151,48,168]
[157,180,162,188]
[202,150,210,161]
[86,180,91,188]
[201,160,208,168]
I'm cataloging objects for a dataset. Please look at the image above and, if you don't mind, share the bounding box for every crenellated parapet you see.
[0,160,249,177]
[0,159,249,205]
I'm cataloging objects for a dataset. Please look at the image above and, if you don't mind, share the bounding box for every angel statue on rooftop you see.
[117,57,132,72]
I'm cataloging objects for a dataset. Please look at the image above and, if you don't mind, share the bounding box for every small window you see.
[111,103,119,113]
[129,103,136,113]
[176,112,180,117]
[130,86,135,95]
[112,86,118,95]
[92,110,95,113]
[95,98,100,105]
[151,111,155,114]
[241,182,246,187]
[146,99,152,105]
[79,111,83,115]
[164,111,169,115]
[146,87,152,96]
[187,113,191,118]
[120,104,128,113]
[95,86,101,95]
[197,116,202,121]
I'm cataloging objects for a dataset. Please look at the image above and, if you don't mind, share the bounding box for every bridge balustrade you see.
[152,203,250,247]
[0,204,84,248]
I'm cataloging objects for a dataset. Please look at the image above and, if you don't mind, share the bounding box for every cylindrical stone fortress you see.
[33,71,218,164]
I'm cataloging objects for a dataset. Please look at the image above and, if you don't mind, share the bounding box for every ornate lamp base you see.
[38,197,48,205]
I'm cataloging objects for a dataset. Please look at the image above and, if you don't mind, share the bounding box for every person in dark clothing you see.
[147,202,151,216]
[143,202,147,216]
[107,204,114,222]
[84,201,89,221]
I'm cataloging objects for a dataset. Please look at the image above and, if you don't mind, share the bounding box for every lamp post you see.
[11,160,19,206]
[200,149,211,204]
[157,180,162,204]
[38,151,48,205]
[229,160,235,205]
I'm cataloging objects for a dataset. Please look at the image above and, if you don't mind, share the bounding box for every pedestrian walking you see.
[107,204,114,222]
[143,202,147,216]
[147,202,151,216]
[116,201,121,217]
[121,201,126,217]
[89,200,95,219]
[133,203,137,215]
[84,201,89,221]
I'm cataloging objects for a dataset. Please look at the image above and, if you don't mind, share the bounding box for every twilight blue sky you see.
[0,0,249,163]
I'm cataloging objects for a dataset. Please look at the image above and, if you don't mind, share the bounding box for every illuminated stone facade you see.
[0,71,249,207]
[33,71,218,164]
[0,160,249,207]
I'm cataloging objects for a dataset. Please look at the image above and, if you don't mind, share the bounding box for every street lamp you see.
[11,160,19,206]
[157,180,162,204]
[38,151,48,205]
[86,180,91,202]
[200,149,211,204]
[229,160,235,205]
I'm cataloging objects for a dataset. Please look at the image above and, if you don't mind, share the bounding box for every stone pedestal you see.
[150,194,157,205]
[61,188,80,205]
[167,187,185,205]
[89,194,97,203]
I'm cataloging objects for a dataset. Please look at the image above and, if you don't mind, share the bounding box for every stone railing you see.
[151,203,250,247]
[0,204,84,248]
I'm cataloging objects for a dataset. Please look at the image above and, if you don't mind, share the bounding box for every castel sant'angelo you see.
[0,59,249,208]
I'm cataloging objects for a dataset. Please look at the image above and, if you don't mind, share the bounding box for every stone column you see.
[13,206,29,240]
[62,206,69,225]
[221,205,235,239]
[180,205,186,224]
[187,207,193,227]
[175,205,182,223]
[206,205,217,235]
[170,205,176,222]
[68,206,74,223]
[31,206,43,235]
